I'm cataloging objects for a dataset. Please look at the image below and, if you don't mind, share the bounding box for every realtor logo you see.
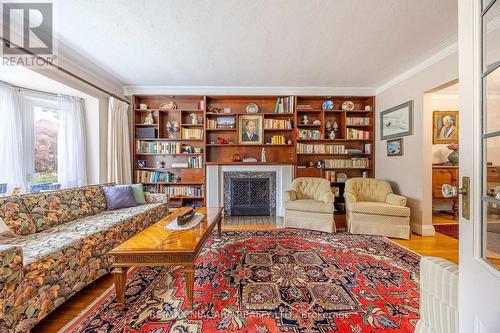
[2,2,57,67]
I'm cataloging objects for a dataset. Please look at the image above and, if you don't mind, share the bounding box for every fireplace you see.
[223,171,276,216]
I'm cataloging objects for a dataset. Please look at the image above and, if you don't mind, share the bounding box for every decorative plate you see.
[246,103,259,113]
[322,100,334,111]
[341,101,355,111]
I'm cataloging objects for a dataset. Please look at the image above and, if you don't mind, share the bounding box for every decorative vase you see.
[448,149,459,166]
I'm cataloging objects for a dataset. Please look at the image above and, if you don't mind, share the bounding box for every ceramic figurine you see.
[190,113,198,124]
[302,115,309,125]
[261,148,267,163]
[144,111,154,125]
[316,160,323,169]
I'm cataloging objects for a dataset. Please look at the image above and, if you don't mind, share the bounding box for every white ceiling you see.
[54,0,458,90]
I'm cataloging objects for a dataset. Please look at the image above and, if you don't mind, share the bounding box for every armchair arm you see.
[0,244,24,290]
[344,191,357,208]
[386,193,407,206]
[321,191,335,204]
[144,192,169,204]
[284,190,297,202]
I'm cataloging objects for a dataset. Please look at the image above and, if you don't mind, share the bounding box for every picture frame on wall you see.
[380,100,413,139]
[239,115,263,144]
[433,110,459,144]
[387,138,403,156]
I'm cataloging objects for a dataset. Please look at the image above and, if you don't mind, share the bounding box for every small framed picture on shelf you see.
[217,117,235,128]
[239,115,263,144]
[138,160,147,168]
[387,138,403,156]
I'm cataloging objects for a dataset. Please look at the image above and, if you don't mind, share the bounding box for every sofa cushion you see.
[0,195,36,235]
[349,202,410,217]
[81,185,108,214]
[285,199,334,214]
[22,188,93,233]
[103,185,138,210]
[131,183,146,204]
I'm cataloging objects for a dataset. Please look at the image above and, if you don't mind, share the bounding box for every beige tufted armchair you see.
[283,177,336,233]
[344,178,410,239]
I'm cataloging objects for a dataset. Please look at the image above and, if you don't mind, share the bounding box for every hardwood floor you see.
[32,222,459,332]
[432,211,458,225]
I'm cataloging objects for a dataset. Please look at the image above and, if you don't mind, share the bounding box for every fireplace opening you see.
[230,178,270,216]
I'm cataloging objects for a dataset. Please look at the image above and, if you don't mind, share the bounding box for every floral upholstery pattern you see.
[0,187,169,332]
[21,188,93,233]
[0,196,36,236]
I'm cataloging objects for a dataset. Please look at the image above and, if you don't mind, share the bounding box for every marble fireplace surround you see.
[206,165,294,216]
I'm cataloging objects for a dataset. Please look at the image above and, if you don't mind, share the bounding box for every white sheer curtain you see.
[107,96,131,184]
[0,82,26,193]
[57,95,87,188]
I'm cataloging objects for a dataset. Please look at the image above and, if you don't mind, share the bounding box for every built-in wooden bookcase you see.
[205,96,296,165]
[131,95,206,209]
[131,94,375,218]
[294,96,375,218]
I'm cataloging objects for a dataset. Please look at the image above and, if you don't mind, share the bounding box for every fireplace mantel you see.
[206,165,294,216]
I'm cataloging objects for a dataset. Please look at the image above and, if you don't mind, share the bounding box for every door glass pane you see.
[483,1,500,71]
[484,66,500,133]
[483,0,495,11]
[483,199,500,269]
[484,136,500,195]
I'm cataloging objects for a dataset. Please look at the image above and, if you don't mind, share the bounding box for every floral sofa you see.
[0,184,169,332]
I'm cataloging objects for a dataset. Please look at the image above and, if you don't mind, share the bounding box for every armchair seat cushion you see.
[349,202,410,217]
[285,199,334,214]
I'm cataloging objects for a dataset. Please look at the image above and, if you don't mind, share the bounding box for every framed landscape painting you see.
[380,100,413,139]
[387,138,403,156]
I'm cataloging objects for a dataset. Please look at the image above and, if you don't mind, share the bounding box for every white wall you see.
[375,53,458,235]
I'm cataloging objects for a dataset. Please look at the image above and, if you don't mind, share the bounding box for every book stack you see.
[162,186,204,198]
[298,129,321,139]
[323,158,370,169]
[207,118,217,129]
[274,97,294,113]
[296,104,313,111]
[346,117,370,126]
[270,135,287,144]
[181,128,204,139]
[297,143,345,154]
[264,118,292,129]
[136,141,182,154]
[188,156,204,168]
[346,128,370,139]
[324,171,336,182]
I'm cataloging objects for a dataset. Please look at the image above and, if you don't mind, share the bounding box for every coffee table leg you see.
[184,265,195,309]
[217,216,222,237]
[112,267,128,309]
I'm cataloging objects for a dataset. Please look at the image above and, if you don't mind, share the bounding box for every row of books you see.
[274,97,294,113]
[136,170,172,183]
[297,143,346,154]
[187,156,204,168]
[264,118,293,129]
[163,186,204,197]
[298,129,321,139]
[137,141,182,154]
[324,158,370,169]
[269,135,288,145]
[346,128,370,140]
[346,117,370,126]
[181,128,204,139]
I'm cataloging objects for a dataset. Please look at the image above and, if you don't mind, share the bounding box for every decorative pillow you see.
[103,185,138,210]
[0,195,36,235]
[131,183,146,205]
[81,185,108,214]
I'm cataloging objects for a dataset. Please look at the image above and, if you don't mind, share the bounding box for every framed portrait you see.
[239,115,263,144]
[380,100,413,139]
[433,111,458,144]
[386,138,403,156]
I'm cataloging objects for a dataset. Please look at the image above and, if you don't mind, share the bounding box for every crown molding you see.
[123,85,376,96]
[375,38,458,96]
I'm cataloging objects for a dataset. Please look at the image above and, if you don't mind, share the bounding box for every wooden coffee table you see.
[108,206,222,309]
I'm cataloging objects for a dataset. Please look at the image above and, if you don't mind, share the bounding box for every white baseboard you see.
[411,222,436,236]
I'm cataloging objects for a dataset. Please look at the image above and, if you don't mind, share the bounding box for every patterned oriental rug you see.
[434,224,459,240]
[61,230,421,333]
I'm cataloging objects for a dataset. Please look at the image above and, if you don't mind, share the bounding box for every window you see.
[33,106,59,184]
